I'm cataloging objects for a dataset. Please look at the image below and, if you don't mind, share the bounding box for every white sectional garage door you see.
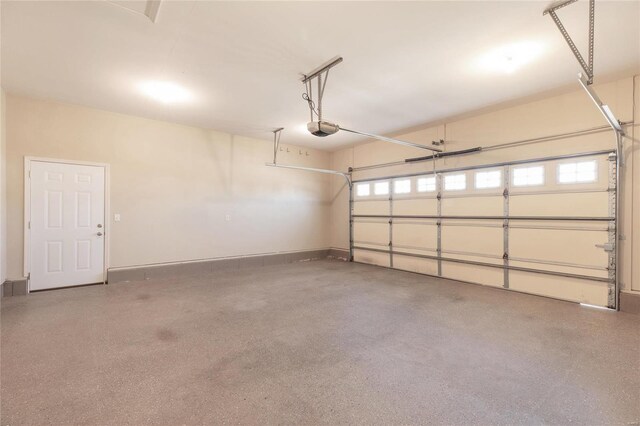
[351,151,617,308]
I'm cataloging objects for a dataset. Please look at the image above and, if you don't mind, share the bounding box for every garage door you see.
[351,150,617,308]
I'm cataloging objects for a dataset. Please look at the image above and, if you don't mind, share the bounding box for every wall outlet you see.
[114,213,121,222]
[225,214,231,222]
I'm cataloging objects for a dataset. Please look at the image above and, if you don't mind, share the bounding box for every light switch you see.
[114,213,121,222]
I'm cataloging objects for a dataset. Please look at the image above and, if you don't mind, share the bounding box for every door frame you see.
[24,157,110,293]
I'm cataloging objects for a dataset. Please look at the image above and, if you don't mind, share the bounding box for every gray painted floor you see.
[1,259,639,425]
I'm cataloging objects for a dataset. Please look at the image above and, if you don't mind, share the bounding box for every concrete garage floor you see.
[1,259,639,425]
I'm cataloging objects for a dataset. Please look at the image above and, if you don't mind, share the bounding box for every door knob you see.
[97,224,103,228]
[97,232,103,237]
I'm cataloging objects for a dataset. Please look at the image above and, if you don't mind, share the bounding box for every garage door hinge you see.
[595,243,615,252]
[503,253,509,260]
[503,188,509,197]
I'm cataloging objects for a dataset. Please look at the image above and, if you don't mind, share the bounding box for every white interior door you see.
[29,160,105,291]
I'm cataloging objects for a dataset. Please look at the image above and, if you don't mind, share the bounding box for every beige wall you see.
[5,95,332,280]
[6,74,639,294]
[1,90,6,283]
[330,75,639,293]
[633,75,640,293]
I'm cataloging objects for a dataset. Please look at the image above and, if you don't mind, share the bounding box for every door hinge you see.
[28,221,31,230]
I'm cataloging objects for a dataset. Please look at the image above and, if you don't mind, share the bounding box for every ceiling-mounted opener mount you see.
[301,57,442,153]
[543,0,624,137]
[544,0,595,85]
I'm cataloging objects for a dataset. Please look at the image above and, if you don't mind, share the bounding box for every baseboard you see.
[620,291,640,315]
[1,279,28,298]
[107,249,332,284]
[328,248,350,260]
[1,250,337,295]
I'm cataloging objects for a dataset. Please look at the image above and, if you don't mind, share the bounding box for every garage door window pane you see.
[374,182,389,195]
[444,174,466,191]
[356,183,370,197]
[558,161,597,184]
[475,170,501,189]
[513,166,544,187]
[417,176,436,192]
[394,179,411,194]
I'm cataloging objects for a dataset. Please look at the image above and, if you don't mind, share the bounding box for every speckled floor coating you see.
[1,259,639,425]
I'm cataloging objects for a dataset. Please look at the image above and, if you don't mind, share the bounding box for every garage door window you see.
[356,183,370,197]
[374,181,389,195]
[417,176,436,192]
[394,179,411,194]
[558,161,597,184]
[444,174,466,191]
[513,166,544,187]
[475,170,501,189]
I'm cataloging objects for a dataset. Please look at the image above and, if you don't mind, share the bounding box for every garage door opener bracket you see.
[301,57,442,153]
[544,0,594,84]
[265,127,352,187]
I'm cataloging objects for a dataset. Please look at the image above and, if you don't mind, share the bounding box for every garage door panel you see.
[353,221,388,246]
[442,196,503,216]
[393,222,437,252]
[510,228,608,267]
[393,255,438,276]
[353,200,388,215]
[442,224,503,256]
[509,192,609,217]
[394,198,437,215]
[354,249,390,267]
[509,271,609,306]
[442,263,503,287]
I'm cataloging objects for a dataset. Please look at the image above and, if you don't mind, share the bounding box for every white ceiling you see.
[2,1,639,150]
